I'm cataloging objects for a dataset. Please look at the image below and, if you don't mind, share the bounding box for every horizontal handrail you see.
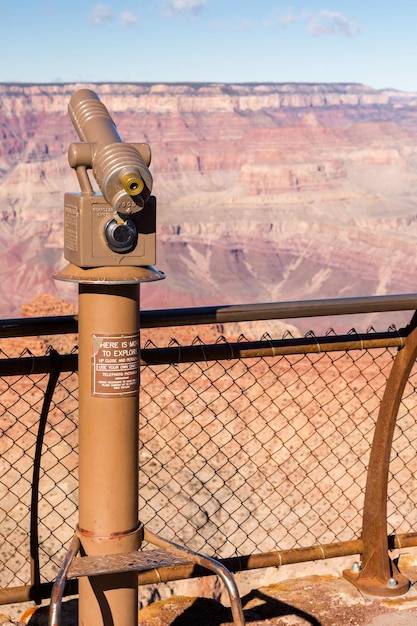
[0,315,78,338]
[0,293,416,338]
[0,329,406,375]
[140,293,417,328]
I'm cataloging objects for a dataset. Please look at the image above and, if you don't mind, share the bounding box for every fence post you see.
[343,313,417,596]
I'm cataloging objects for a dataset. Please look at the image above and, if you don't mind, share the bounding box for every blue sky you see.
[1,1,417,91]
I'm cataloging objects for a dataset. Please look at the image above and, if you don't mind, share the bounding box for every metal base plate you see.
[343,567,410,597]
[69,549,192,578]
[54,263,165,285]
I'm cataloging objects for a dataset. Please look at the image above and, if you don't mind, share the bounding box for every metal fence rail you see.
[0,298,416,604]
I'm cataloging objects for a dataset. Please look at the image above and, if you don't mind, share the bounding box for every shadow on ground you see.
[167,591,321,625]
[16,568,417,626]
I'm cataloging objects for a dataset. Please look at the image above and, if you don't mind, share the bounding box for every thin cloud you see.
[89,4,114,24]
[308,10,362,37]
[89,4,138,28]
[264,9,297,28]
[121,11,138,28]
[160,0,207,18]
[265,8,362,38]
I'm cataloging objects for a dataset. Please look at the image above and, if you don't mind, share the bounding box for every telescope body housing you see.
[64,89,156,268]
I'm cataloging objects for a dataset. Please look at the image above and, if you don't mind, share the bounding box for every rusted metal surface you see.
[343,313,417,596]
[140,331,406,365]
[49,534,80,626]
[69,548,193,578]
[1,532,417,606]
[137,532,417,586]
[48,538,193,626]
[55,263,164,284]
[136,538,363,585]
[50,528,246,626]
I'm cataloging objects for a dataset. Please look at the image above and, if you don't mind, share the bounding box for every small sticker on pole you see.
[91,332,139,397]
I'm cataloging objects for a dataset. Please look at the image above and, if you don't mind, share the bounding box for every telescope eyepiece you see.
[121,172,145,197]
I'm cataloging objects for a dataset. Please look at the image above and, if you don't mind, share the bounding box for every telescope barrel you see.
[68,88,123,146]
[68,89,152,213]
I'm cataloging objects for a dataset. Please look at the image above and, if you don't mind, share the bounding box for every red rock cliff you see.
[1,82,417,332]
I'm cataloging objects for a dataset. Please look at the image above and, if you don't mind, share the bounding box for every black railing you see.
[0,295,416,604]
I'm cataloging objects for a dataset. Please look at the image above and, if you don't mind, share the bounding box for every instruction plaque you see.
[91,332,139,397]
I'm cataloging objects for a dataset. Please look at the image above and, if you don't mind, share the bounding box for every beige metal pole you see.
[77,282,141,626]
[55,86,164,625]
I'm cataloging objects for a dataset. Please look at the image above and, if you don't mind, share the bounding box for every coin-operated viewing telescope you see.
[64,88,156,267]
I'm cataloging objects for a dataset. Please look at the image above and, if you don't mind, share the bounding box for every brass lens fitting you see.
[122,172,144,196]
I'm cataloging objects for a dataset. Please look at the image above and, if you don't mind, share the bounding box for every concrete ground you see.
[137,573,417,626]
[2,577,417,625]
[136,552,417,626]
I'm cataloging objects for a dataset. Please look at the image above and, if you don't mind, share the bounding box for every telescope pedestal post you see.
[78,282,139,626]
[55,265,163,626]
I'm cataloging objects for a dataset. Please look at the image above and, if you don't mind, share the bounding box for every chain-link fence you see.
[0,320,417,603]
[139,342,417,557]
[0,355,79,595]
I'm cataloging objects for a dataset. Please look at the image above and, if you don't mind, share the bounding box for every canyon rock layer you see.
[1,82,417,333]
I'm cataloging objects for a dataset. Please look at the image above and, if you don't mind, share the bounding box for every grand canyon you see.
[1,82,417,332]
[2,83,417,625]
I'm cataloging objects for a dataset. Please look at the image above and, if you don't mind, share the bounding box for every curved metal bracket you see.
[144,528,246,626]
[344,314,417,596]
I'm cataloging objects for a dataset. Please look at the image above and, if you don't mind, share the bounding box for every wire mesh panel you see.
[0,363,78,590]
[0,370,46,587]
[36,370,78,583]
[139,346,417,558]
